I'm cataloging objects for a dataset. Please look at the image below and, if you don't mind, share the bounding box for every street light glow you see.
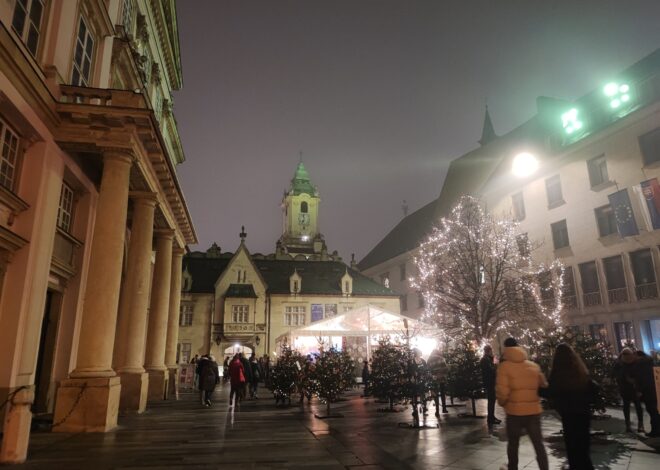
[512,152,538,177]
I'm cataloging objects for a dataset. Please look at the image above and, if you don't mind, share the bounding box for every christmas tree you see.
[310,346,355,417]
[270,346,304,405]
[445,340,484,417]
[399,347,434,427]
[370,337,407,410]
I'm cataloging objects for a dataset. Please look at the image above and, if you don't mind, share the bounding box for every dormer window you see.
[301,201,308,213]
[290,271,302,294]
[341,271,353,296]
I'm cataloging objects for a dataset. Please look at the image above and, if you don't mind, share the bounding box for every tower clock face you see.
[298,213,310,226]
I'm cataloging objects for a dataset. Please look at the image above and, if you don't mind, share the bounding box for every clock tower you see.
[278,161,327,257]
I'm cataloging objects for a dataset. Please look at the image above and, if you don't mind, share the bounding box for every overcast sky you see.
[174,0,660,262]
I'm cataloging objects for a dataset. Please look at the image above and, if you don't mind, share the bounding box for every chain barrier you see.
[0,386,28,413]
[51,382,87,429]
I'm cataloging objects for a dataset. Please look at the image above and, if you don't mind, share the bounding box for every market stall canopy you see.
[278,304,437,340]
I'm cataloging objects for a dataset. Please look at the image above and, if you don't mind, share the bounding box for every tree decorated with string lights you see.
[445,339,483,416]
[413,195,564,346]
[310,346,355,417]
[270,346,305,405]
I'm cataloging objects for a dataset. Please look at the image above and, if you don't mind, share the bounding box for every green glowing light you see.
[561,108,584,135]
[604,81,632,110]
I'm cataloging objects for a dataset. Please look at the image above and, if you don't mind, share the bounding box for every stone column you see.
[144,229,174,401]
[114,192,157,413]
[165,246,184,399]
[0,387,34,463]
[53,149,132,433]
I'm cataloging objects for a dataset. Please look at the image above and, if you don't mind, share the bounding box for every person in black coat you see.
[548,343,595,470]
[249,354,262,398]
[361,360,371,396]
[480,344,500,428]
[614,348,644,433]
[196,354,219,407]
[632,351,660,437]
[239,352,253,400]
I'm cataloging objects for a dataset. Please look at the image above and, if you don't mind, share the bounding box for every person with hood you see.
[228,353,246,407]
[632,350,660,437]
[496,337,548,470]
[614,348,644,433]
[427,348,449,416]
[481,344,501,428]
[548,343,595,470]
[196,354,219,407]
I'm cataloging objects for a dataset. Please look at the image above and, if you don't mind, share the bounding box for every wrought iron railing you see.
[583,291,602,307]
[607,287,629,304]
[635,282,658,300]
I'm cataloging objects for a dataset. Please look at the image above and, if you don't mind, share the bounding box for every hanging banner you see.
[608,188,639,236]
[641,178,660,230]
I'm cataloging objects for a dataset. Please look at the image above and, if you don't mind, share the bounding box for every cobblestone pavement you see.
[14,384,660,469]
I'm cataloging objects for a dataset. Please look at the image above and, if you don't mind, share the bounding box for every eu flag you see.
[608,189,639,236]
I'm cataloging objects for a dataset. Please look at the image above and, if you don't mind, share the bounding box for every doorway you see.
[33,289,62,414]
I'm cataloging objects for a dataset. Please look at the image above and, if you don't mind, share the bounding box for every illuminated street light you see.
[512,152,538,177]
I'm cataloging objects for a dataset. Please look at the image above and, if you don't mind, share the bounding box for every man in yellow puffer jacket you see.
[496,337,548,470]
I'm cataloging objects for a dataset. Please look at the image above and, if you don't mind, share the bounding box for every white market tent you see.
[276,304,439,360]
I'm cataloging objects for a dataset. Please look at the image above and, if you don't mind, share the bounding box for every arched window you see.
[301,201,308,213]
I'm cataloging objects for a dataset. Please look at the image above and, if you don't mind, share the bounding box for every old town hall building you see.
[178,162,400,361]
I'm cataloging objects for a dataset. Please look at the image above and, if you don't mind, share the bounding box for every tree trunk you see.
[326,400,331,416]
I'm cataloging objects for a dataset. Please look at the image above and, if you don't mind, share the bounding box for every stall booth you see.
[276,305,439,374]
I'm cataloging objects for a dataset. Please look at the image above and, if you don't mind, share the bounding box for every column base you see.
[118,371,149,413]
[146,369,169,401]
[167,367,179,400]
[0,387,35,464]
[52,377,120,433]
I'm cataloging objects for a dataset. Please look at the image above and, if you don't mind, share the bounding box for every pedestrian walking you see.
[228,353,246,407]
[190,354,200,388]
[496,337,549,470]
[196,354,219,407]
[614,348,644,433]
[631,350,660,437]
[249,354,262,398]
[361,360,371,396]
[222,356,230,383]
[427,348,449,416]
[239,352,253,400]
[548,343,595,470]
[480,344,501,428]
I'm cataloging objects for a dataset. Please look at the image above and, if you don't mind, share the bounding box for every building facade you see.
[179,164,400,363]
[360,49,660,353]
[0,0,195,463]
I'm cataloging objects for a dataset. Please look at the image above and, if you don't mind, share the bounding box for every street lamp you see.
[512,152,538,178]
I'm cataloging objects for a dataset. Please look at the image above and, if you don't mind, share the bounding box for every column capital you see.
[172,246,186,256]
[154,228,175,240]
[129,191,159,206]
[101,147,135,165]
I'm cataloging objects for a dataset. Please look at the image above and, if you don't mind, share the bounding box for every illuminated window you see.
[56,182,75,233]
[11,0,45,57]
[72,16,94,86]
[284,306,306,326]
[587,155,609,187]
[177,343,191,364]
[380,273,390,288]
[512,192,525,221]
[0,118,20,191]
[179,304,193,326]
[232,305,249,323]
[545,175,564,207]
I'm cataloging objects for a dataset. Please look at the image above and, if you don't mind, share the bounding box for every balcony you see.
[59,85,147,108]
[224,323,255,334]
[582,291,602,307]
[51,228,82,278]
[607,287,629,304]
[635,282,658,300]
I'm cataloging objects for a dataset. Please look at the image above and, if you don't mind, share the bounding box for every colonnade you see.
[52,148,185,432]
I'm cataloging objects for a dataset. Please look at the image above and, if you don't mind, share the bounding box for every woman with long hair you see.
[548,343,595,470]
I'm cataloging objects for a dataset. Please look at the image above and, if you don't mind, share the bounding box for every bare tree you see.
[413,196,563,344]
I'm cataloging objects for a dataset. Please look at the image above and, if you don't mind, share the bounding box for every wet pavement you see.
[14,384,660,469]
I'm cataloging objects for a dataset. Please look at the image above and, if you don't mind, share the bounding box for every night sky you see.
[174,0,660,262]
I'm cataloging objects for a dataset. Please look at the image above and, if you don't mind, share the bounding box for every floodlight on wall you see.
[512,152,539,178]
[561,108,583,134]
[603,82,631,109]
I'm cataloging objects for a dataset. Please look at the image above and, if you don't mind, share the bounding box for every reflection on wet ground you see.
[15,385,660,469]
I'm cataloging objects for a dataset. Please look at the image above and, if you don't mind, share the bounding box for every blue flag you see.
[608,189,639,236]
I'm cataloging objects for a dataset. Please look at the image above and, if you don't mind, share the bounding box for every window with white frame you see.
[177,342,191,364]
[179,303,193,326]
[0,118,20,191]
[232,304,249,323]
[11,0,45,57]
[284,305,306,326]
[121,0,135,34]
[56,182,75,232]
[587,154,609,187]
[545,175,564,207]
[72,16,94,86]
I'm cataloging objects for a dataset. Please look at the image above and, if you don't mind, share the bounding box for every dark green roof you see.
[183,255,395,297]
[290,162,316,196]
[226,284,258,298]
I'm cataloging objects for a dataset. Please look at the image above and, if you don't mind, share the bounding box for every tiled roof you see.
[183,255,396,297]
[357,200,438,272]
